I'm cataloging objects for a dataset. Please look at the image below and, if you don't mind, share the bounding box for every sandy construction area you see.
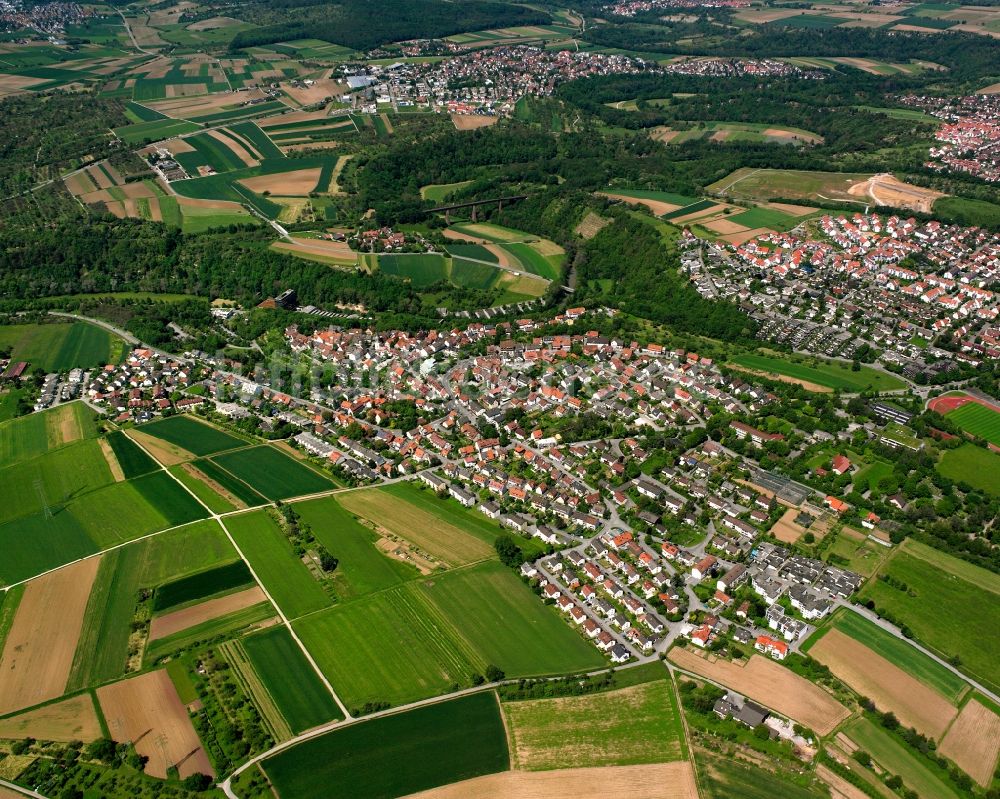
[848,173,945,213]
[98,670,214,780]
[0,557,102,715]
[669,648,848,735]
[0,693,102,742]
[597,192,682,217]
[239,168,322,196]
[150,586,266,641]
[810,629,957,739]
[452,114,499,130]
[402,762,699,799]
[939,700,1000,786]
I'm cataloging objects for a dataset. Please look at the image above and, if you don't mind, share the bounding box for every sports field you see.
[503,674,685,770]
[239,626,343,733]
[211,445,333,500]
[937,444,1000,495]
[296,561,604,710]
[263,692,509,799]
[731,353,906,392]
[68,519,238,690]
[224,510,331,619]
[945,401,1000,445]
[860,540,1000,694]
[138,415,247,457]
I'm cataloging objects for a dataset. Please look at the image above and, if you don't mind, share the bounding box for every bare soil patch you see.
[810,629,957,739]
[650,126,680,143]
[980,82,1000,94]
[443,228,491,245]
[0,557,102,715]
[239,168,322,196]
[938,700,1000,786]
[64,171,97,196]
[0,693,102,742]
[259,109,329,127]
[162,137,196,157]
[737,7,802,22]
[668,648,848,735]
[99,437,126,482]
[376,537,436,575]
[119,181,156,200]
[402,762,699,799]
[97,669,214,780]
[703,218,749,235]
[176,195,244,211]
[770,506,806,543]
[848,173,945,214]
[150,586,266,641]
[597,192,681,217]
[86,165,112,190]
[452,114,498,130]
[710,130,731,142]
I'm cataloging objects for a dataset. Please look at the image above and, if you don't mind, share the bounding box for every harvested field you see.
[452,114,498,130]
[980,82,1000,94]
[702,218,749,235]
[272,236,356,264]
[176,195,244,211]
[817,764,870,799]
[149,585,266,640]
[125,427,192,466]
[281,79,347,106]
[338,488,494,566]
[97,669,213,780]
[809,629,957,739]
[99,437,126,482]
[668,648,848,735]
[0,693,102,742]
[938,700,1000,786]
[239,168,323,196]
[258,109,330,127]
[718,227,771,246]
[847,173,945,213]
[402,762,700,799]
[0,557,101,715]
[597,192,682,216]
[767,201,817,215]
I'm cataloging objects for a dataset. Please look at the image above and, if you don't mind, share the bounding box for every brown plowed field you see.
[668,648,848,735]
[150,586,266,640]
[809,629,957,739]
[97,669,214,780]
[206,129,259,167]
[0,693,102,742]
[0,557,102,715]
[597,192,682,216]
[938,700,1000,786]
[239,168,322,196]
[401,762,699,799]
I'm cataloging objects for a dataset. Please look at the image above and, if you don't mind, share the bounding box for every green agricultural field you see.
[0,402,97,469]
[145,601,276,665]
[228,121,284,159]
[812,610,968,702]
[843,718,961,799]
[225,510,331,619]
[731,353,906,391]
[501,242,563,280]
[296,560,604,711]
[0,321,125,371]
[0,508,97,586]
[152,560,254,613]
[449,258,505,290]
[860,540,1000,694]
[933,196,1000,229]
[173,131,249,174]
[945,402,1000,446]
[375,253,450,287]
[292,496,419,600]
[192,457,268,506]
[168,465,237,514]
[445,243,498,263]
[240,626,343,733]
[824,529,888,577]
[211,445,332,500]
[503,672,685,769]
[420,561,606,678]
[105,431,159,478]
[68,519,237,689]
[139,415,247,456]
[0,438,113,526]
[602,188,701,206]
[180,204,258,233]
[113,118,200,145]
[263,691,509,799]
[726,206,800,230]
[420,180,473,201]
[697,749,828,799]
[938,444,1000,495]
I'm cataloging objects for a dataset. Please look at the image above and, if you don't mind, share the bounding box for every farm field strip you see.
[0,693,102,743]
[148,585,266,641]
[937,699,1000,786]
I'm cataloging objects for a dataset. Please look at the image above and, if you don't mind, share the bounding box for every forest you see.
[227,0,549,51]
